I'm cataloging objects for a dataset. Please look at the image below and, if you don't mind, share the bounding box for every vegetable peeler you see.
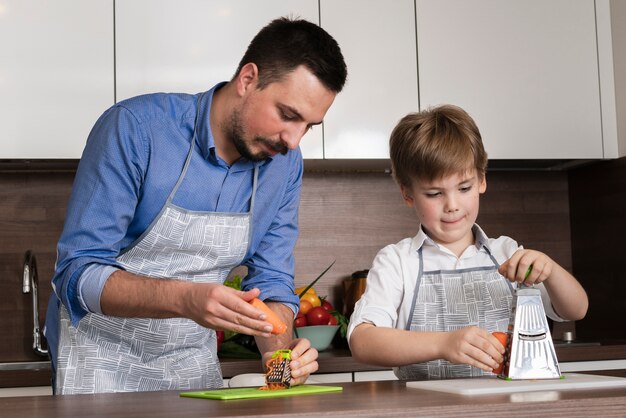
[500,283,561,380]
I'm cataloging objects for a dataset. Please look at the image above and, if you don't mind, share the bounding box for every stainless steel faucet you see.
[22,250,48,357]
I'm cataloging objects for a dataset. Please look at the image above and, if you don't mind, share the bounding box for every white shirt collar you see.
[409,223,492,255]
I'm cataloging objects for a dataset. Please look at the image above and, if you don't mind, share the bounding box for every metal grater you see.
[502,285,561,380]
[265,349,292,388]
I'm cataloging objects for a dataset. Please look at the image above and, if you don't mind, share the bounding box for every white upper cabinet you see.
[114,0,323,158]
[0,0,114,158]
[320,0,419,159]
[596,0,625,158]
[1,0,620,160]
[416,0,603,159]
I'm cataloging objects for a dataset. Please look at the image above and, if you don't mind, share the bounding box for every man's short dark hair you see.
[234,17,347,93]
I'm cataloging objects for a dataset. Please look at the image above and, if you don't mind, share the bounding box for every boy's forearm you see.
[543,264,588,321]
[350,324,443,367]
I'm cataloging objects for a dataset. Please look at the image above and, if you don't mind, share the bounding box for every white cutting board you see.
[407,373,626,396]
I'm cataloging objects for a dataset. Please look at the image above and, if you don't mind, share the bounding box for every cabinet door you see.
[416,0,602,159]
[310,373,353,383]
[560,360,626,373]
[0,0,114,158]
[354,370,398,382]
[115,0,323,158]
[320,0,419,159]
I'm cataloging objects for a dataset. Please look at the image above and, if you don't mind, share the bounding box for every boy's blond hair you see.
[389,105,488,189]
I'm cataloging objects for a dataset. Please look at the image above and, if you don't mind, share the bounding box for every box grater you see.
[501,284,561,380]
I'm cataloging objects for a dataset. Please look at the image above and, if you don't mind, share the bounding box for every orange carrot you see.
[249,298,287,335]
[492,331,509,375]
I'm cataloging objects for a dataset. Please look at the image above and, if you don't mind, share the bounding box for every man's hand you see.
[181,283,282,337]
[253,302,320,386]
[101,270,278,337]
[261,338,319,386]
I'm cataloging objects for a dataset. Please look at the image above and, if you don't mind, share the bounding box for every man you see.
[45,17,347,394]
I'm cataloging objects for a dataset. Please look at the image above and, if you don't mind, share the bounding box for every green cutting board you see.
[180,384,343,400]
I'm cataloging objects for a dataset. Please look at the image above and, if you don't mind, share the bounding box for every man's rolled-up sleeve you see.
[52,105,147,326]
[242,154,303,317]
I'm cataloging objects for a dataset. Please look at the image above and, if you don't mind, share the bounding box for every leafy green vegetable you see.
[330,310,349,338]
[221,275,244,341]
[224,275,242,290]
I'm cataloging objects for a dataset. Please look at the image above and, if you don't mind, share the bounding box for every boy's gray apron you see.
[396,248,514,380]
[55,94,258,394]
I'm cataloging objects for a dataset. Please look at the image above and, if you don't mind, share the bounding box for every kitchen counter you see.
[2,379,626,417]
[222,341,626,376]
[3,341,626,388]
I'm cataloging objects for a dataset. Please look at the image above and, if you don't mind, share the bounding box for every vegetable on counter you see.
[296,286,321,309]
[295,308,346,336]
[292,261,348,340]
[305,306,332,326]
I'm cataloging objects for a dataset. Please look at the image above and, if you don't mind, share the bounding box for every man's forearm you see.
[100,269,191,318]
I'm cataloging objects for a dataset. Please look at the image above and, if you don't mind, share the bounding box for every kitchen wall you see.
[0,164,576,363]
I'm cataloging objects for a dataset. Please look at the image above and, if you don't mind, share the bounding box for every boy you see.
[348,105,588,380]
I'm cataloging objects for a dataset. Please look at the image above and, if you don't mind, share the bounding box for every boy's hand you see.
[440,326,504,372]
[498,249,553,285]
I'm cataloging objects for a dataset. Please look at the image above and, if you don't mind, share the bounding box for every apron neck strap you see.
[167,93,204,204]
[249,164,259,213]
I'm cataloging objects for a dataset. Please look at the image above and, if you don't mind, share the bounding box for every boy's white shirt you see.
[347,224,564,344]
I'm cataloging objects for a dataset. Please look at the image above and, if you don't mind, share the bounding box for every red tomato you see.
[294,312,308,328]
[306,306,331,326]
[321,300,334,311]
[327,315,338,325]
[216,330,225,352]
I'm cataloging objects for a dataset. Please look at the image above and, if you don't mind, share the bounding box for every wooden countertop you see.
[2,379,626,417]
[3,341,626,388]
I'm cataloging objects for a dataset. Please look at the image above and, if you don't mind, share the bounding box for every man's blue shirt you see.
[46,83,303,350]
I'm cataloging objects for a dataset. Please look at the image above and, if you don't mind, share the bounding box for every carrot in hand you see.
[492,331,509,375]
[249,298,287,335]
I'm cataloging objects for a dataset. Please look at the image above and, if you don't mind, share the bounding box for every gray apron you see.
[396,247,514,380]
[55,94,258,394]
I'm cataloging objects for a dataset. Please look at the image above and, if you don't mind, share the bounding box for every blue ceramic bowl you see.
[294,325,339,351]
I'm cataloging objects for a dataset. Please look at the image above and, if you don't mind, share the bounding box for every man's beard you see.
[228,110,289,162]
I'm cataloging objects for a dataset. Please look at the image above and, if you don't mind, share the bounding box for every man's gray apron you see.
[396,247,514,380]
[55,94,258,394]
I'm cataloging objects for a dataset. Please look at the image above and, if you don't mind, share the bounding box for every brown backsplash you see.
[0,170,73,363]
[0,165,579,363]
[569,157,626,341]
